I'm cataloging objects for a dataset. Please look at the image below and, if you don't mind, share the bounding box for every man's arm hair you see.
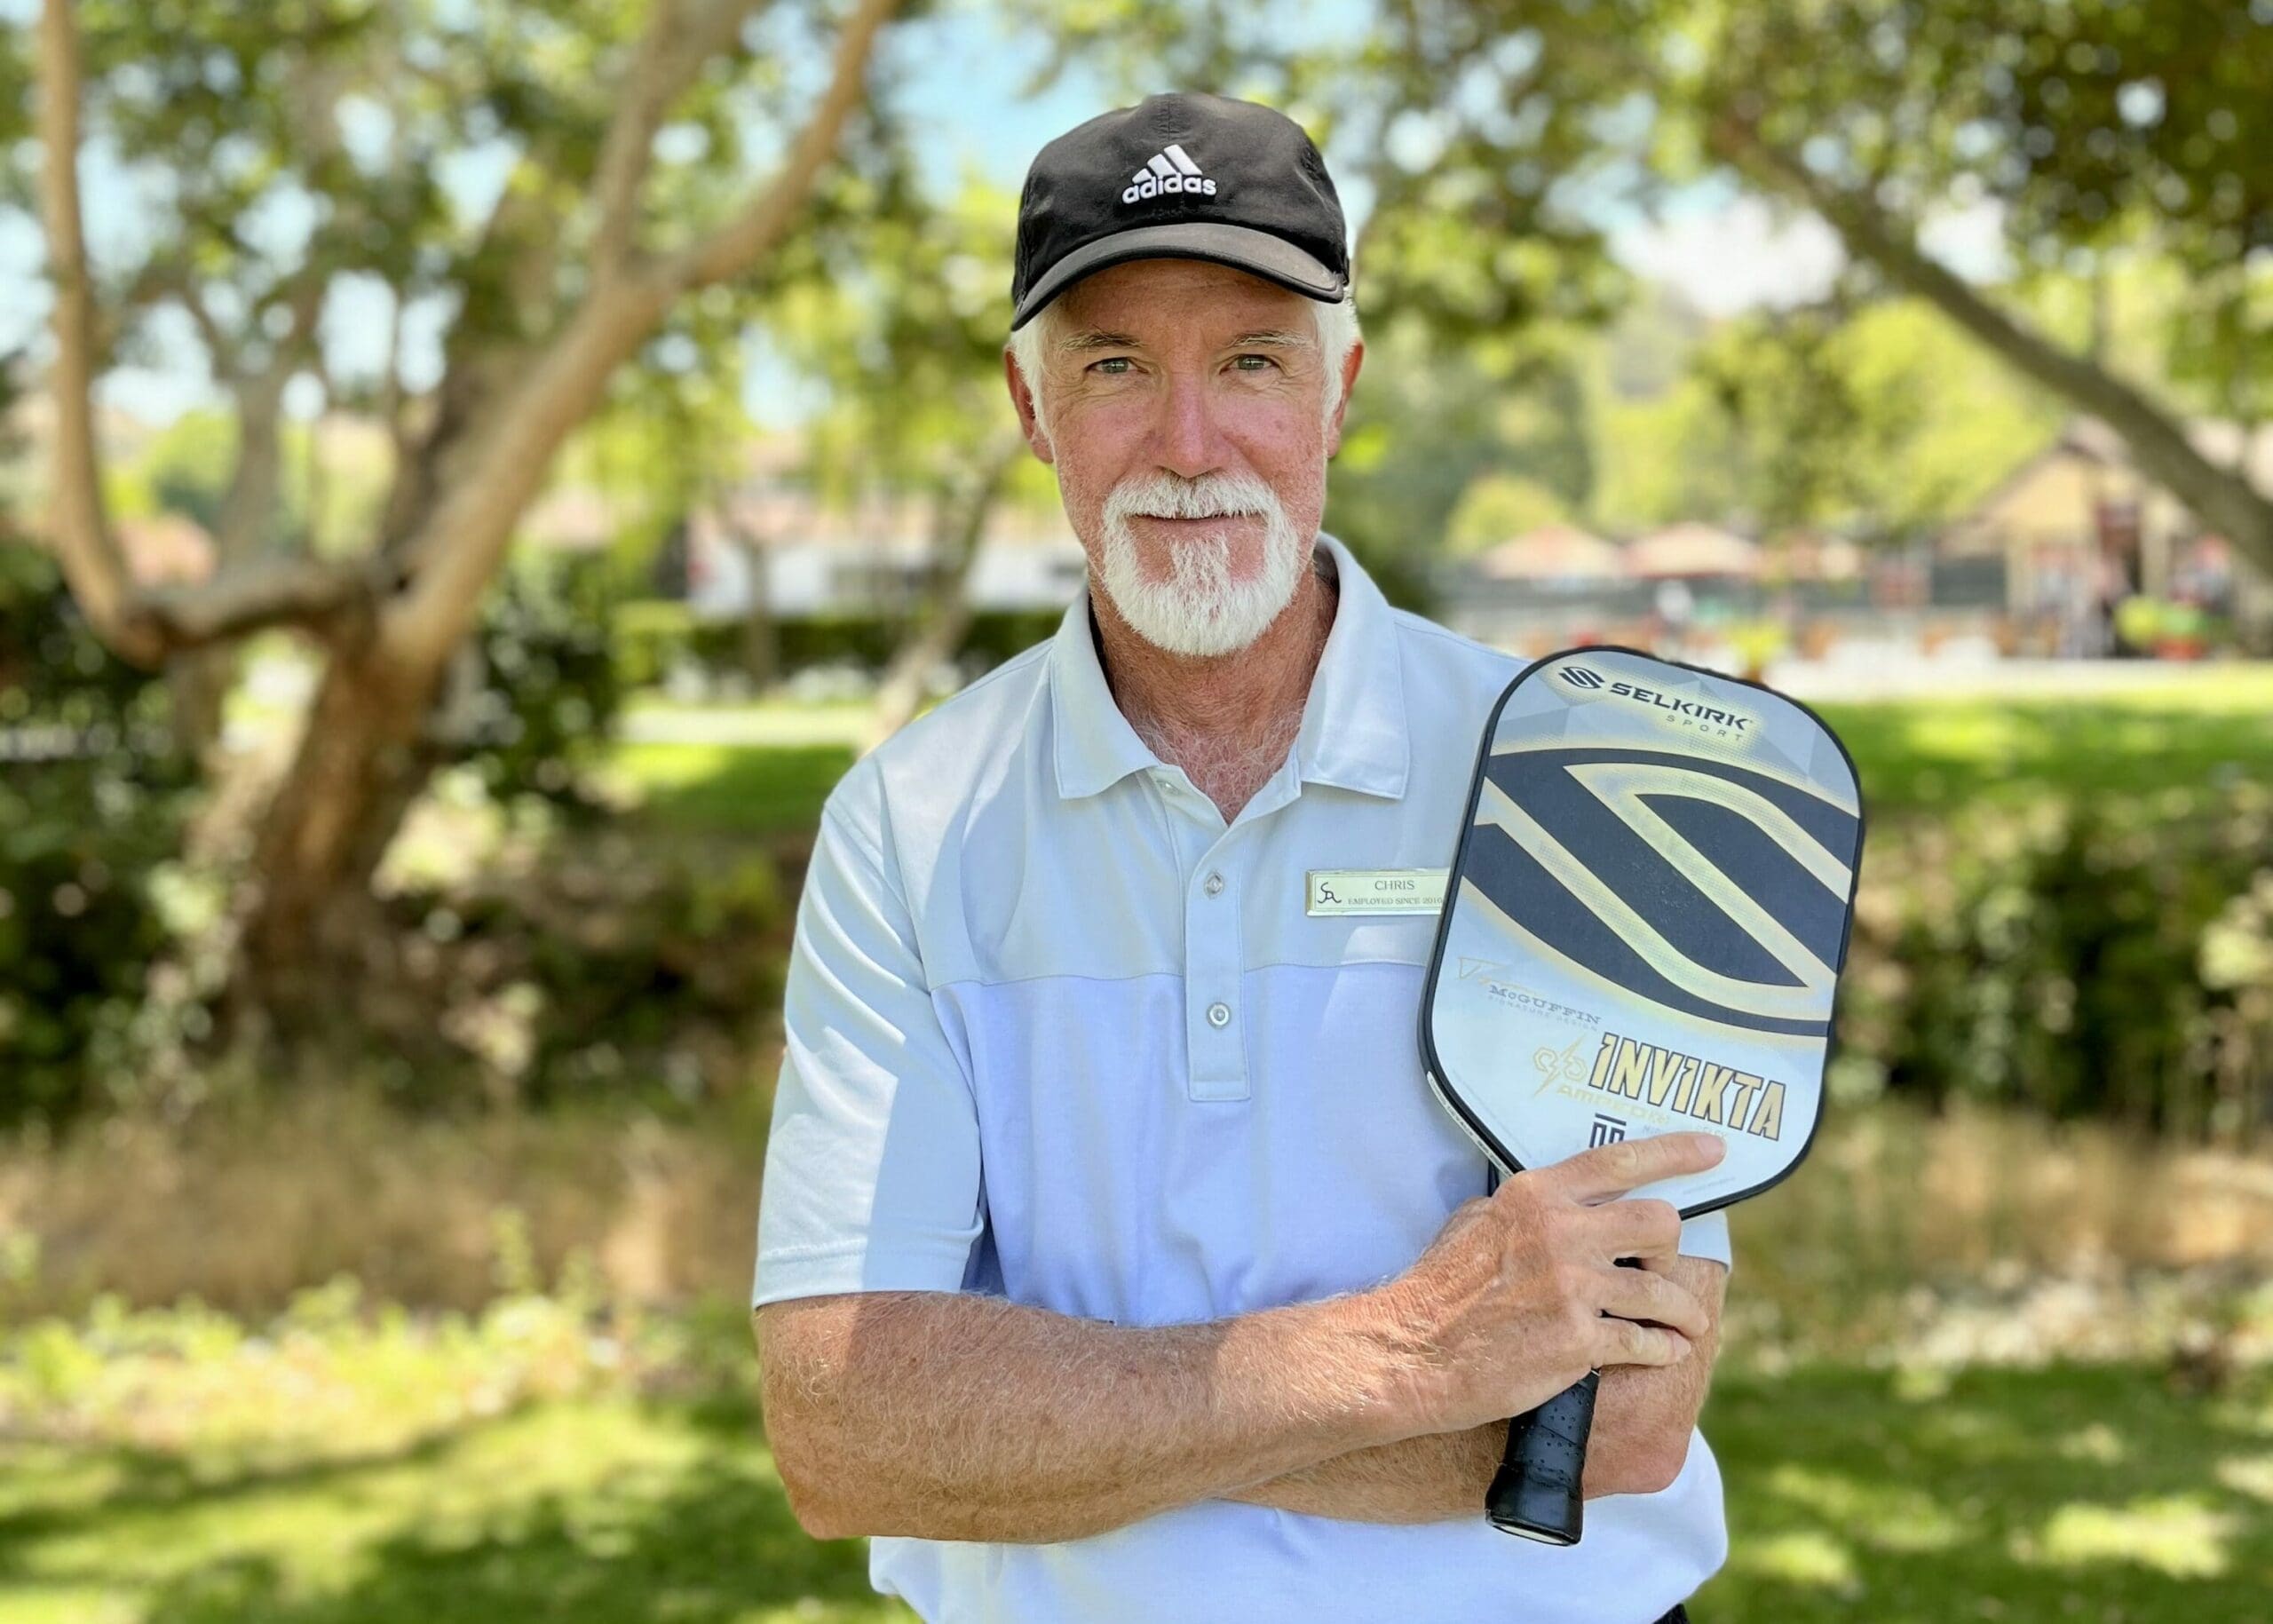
[755,1135,1719,1543]
[1224,1256,1727,1523]
[754,1286,1430,1544]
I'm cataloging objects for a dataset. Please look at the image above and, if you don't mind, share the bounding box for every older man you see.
[752,91,1731,1624]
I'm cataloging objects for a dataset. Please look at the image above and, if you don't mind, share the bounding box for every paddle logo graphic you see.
[1556,663,1753,737]
[1458,742,1859,1039]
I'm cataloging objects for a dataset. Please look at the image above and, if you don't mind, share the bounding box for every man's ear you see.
[1324,335,1365,459]
[1004,348,1056,466]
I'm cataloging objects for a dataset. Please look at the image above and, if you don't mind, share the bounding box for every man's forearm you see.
[1229,1257,1728,1524]
[756,1287,1427,1544]
[1224,1419,1509,1522]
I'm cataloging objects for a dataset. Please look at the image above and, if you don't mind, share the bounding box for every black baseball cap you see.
[1010,91,1350,332]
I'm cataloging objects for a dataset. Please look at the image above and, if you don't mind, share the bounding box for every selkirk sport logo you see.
[1558,663,1749,733]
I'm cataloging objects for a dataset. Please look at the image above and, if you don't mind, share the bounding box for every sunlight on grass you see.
[2057,1422,2130,1464]
[2016,1495,2239,1580]
[1817,669,2273,814]
[1732,1528,1861,1590]
[2215,1454,2273,1503]
[1,1401,906,1623]
[600,741,852,837]
[1761,1464,1966,1552]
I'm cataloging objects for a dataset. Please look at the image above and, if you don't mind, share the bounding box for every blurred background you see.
[2,1,2270,1618]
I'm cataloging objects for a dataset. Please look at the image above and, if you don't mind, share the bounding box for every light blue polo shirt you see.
[754,530,1731,1624]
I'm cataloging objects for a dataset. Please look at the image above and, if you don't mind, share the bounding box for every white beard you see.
[1095,470,1311,657]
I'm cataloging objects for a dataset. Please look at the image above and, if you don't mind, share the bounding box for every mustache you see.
[1103,471,1279,523]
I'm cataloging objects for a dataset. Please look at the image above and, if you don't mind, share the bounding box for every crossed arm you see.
[755,1136,1729,1544]
[1225,1255,1725,1523]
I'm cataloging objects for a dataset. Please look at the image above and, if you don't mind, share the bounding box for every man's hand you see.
[1374,1132,1727,1436]
[756,1132,1729,1544]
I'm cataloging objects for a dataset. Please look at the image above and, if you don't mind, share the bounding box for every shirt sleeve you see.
[1675,1207,1732,1271]
[752,769,984,1308]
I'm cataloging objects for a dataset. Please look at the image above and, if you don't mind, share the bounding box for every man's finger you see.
[1547,1132,1726,1203]
[1588,1314,1689,1370]
[1587,1197,1683,1264]
[1596,1266,1710,1343]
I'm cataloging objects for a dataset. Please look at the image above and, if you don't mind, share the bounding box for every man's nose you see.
[1153,370,1228,479]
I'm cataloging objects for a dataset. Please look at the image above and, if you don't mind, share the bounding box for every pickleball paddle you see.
[1418,646,1865,1544]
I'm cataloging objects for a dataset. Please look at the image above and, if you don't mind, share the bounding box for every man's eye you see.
[1089,357,1134,375]
[1232,354,1278,371]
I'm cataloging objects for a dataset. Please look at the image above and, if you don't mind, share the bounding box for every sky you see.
[0,0,2000,432]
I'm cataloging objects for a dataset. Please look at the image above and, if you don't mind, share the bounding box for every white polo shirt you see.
[754,530,1731,1624]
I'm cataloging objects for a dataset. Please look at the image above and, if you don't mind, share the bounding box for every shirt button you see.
[1204,871,1225,897]
[1206,1000,1232,1029]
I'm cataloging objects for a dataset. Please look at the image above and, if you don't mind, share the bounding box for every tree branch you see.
[1711,112,2273,576]
[381,0,905,671]
[121,553,392,653]
[669,0,900,290]
[36,0,166,666]
[590,0,770,276]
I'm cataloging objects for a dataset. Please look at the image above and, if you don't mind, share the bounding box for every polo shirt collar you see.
[1049,528,1409,802]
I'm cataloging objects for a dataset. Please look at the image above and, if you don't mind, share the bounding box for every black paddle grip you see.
[1486,1368,1598,1543]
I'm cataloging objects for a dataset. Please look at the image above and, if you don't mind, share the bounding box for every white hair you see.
[1008,283,1361,449]
[1095,467,1310,656]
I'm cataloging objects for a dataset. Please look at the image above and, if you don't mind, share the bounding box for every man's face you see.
[1006,259,1362,657]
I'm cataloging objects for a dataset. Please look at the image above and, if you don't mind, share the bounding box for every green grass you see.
[0,1398,902,1624]
[604,742,853,840]
[4,1337,2266,1621]
[1700,1362,2273,1621]
[1819,670,2273,817]
[598,669,2273,837]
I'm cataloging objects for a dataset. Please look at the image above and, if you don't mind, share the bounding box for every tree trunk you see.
[865,436,1020,750]
[228,628,447,1034]
[738,533,780,691]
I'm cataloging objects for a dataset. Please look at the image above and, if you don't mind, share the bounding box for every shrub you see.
[0,544,197,1127]
[464,558,626,817]
[1841,785,2273,1140]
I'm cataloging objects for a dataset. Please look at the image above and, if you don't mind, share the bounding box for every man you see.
[752,91,1732,1623]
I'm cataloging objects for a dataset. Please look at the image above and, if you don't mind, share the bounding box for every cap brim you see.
[1010,222,1345,331]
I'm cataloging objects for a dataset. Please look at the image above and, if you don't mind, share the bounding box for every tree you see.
[767,174,1038,748]
[1686,297,2061,541]
[1673,0,2273,569]
[31,0,906,1034]
[1026,2,2273,574]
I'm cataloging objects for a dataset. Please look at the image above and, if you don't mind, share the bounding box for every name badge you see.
[1307,868,1449,916]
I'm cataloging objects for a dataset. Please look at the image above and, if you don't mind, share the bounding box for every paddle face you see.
[1420,646,1865,1217]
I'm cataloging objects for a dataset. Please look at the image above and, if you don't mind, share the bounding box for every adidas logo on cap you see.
[1121,144,1216,204]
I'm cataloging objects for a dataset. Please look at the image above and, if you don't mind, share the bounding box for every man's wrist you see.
[1303,1280,1445,1449]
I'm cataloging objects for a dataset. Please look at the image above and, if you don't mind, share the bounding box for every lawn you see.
[1816,667,2273,817]
[4,1330,2266,1622]
[1701,1362,2273,1621]
[600,667,2273,836]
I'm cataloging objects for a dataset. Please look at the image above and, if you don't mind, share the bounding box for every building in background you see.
[1940,417,2273,653]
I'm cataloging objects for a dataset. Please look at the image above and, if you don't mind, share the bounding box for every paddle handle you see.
[1486,1369,1598,1544]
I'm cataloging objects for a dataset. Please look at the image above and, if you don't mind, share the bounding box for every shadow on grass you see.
[136,1453,899,1624]
[0,1334,903,1624]
[11,1360,2267,1622]
[0,1425,472,1563]
[1699,1362,2273,1622]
